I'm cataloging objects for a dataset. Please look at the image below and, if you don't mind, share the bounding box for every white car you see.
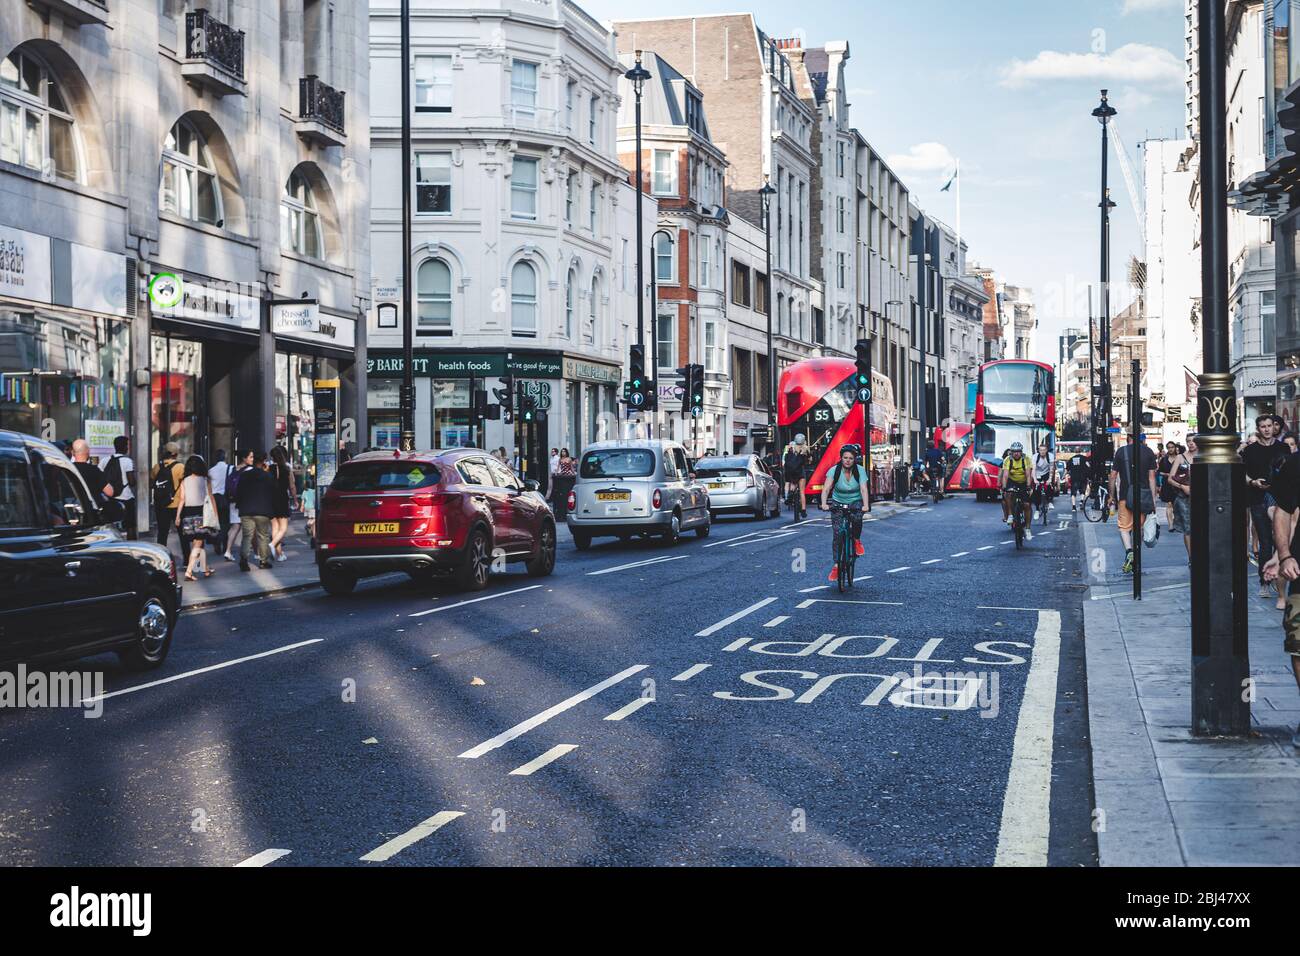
[694,455,781,520]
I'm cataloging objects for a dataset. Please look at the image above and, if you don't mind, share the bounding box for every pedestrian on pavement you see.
[1242,414,1289,599]
[1158,441,1179,528]
[103,435,136,538]
[301,475,317,548]
[547,447,560,499]
[208,449,233,557]
[1110,433,1159,574]
[552,448,577,519]
[1260,448,1300,748]
[268,445,296,562]
[512,447,523,476]
[151,442,185,549]
[176,454,219,582]
[233,449,274,570]
[69,438,115,517]
[1166,436,1195,564]
[222,451,248,562]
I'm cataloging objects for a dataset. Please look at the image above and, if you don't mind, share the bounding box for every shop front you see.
[271,301,357,493]
[0,224,134,460]
[148,270,261,469]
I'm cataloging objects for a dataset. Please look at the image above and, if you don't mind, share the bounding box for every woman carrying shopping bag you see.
[176,454,221,581]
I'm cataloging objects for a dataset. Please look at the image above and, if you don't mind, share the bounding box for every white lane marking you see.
[703,529,765,548]
[798,585,830,593]
[458,665,648,758]
[728,531,798,547]
[922,559,942,565]
[605,697,654,721]
[80,639,324,705]
[886,566,910,574]
[509,744,578,776]
[586,555,689,576]
[694,597,778,636]
[994,609,1062,867]
[978,545,995,551]
[796,598,903,607]
[951,551,970,558]
[782,518,826,529]
[235,849,291,868]
[409,584,542,617]
[1038,531,1053,536]
[672,663,711,681]
[360,811,465,862]
[721,637,752,651]
[1000,540,1013,545]
[1091,581,1190,600]
[978,606,1053,612]
[763,615,790,627]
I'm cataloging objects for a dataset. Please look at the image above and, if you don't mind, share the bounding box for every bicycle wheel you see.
[1083,493,1104,523]
[1014,514,1025,548]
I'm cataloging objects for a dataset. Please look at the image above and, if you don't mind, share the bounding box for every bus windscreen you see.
[981,363,1051,422]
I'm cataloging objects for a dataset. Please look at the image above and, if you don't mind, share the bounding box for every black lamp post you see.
[399,0,415,451]
[625,52,651,355]
[1092,90,1117,482]
[1191,0,1249,735]
[760,177,778,440]
[649,226,674,439]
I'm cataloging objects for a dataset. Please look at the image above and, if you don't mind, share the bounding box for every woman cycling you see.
[1030,441,1055,518]
[819,443,870,582]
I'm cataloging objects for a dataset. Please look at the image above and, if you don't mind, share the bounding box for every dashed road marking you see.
[672,663,712,681]
[951,551,970,557]
[605,697,654,721]
[886,566,910,574]
[409,584,542,617]
[458,665,648,758]
[799,585,830,593]
[509,744,578,776]
[721,637,753,651]
[360,811,465,862]
[763,615,790,627]
[728,531,798,547]
[795,598,904,608]
[978,545,995,551]
[236,849,291,868]
[587,555,689,576]
[695,597,778,636]
[922,559,942,565]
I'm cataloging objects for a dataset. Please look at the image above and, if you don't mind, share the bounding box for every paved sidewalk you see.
[158,518,321,609]
[1079,510,1300,866]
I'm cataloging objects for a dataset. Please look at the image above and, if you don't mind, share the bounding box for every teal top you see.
[830,463,865,505]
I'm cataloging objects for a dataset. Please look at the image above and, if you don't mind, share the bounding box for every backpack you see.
[783,450,805,481]
[103,454,126,497]
[226,465,243,500]
[830,462,864,491]
[152,460,179,509]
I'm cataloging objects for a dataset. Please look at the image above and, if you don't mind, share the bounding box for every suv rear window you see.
[580,449,655,479]
[332,461,442,491]
[694,459,748,478]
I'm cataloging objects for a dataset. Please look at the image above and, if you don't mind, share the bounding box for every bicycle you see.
[1035,482,1052,527]
[1083,483,1111,523]
[1008,487,1030,549]
[827,501,862,591]
[929,467,945,504]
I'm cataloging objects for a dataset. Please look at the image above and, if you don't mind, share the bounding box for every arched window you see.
[281,169,323,258]
[417,258,452,336]
[0,49,80,181]
[160,118,222,225]
[586,276,599,345]
[564,269,576,339]
[511,261,537,337]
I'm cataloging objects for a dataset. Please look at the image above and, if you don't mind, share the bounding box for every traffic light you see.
[683,364,704,417]
[494,374,514,409]
[628,345,650,410]
[854,339,873,403]
[472,389,488,420]
[520,394,538,423]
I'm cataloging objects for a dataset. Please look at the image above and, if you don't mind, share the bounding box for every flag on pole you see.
[940,159,959,192]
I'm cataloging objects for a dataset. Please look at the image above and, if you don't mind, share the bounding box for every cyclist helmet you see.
[840,443,862,458]
[793,433,806,445]
[1009,442,1024,452]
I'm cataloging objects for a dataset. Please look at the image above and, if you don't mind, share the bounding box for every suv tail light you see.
[566,490,576,512]
[652,488,662,509]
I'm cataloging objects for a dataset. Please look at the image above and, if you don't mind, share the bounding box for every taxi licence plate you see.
[595,491,630,502]
[353,522,399,534]
[707,482,727,490]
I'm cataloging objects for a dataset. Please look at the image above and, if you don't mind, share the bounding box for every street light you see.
[1092,89,1117,485]
[760,177,778,443]
[398,0,415,451]
[625,51,651,355]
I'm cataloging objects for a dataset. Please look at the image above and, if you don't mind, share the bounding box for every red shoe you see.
[854,540,865,557]
[828,566,839,582]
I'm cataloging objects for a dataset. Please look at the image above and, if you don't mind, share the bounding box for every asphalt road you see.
[0,494,1097,866]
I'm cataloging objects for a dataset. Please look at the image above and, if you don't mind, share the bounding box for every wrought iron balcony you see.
[297,75,346,146]
[182,9,246,96]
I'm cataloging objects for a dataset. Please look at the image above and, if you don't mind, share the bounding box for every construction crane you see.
[1109,118,1146,247]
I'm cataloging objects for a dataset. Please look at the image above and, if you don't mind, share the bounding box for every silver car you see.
[695,454,781,520]
[567,440,710,549]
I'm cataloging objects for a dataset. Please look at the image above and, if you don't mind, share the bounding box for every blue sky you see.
[585,0,1188,362]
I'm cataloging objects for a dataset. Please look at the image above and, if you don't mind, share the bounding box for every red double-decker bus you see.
[962,358,1056,499]
[777,357,898,504]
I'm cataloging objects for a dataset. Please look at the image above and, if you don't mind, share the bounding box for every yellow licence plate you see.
[596,491,630,502]
[707,482,727,490]
[353,522,399,534]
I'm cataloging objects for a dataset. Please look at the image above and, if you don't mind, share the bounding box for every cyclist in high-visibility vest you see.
[1000,442,1033,540]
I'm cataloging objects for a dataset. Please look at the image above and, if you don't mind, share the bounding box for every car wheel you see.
[770,493,781,519]
[456,528,492,591]
[526,522,557,577]
[573,531,592,551]
[117,586,175,671]
[696,518,711,538]
[320,566,357,596]
[662,510,682,545]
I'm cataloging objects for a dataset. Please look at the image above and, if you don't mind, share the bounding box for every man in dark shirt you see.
[69,438,117,518]
[1110,434,1158,574]
[1263,451,1300,749]
[1067,452,1091,511]
[1242,414,1290,597]
[233,448,274,571]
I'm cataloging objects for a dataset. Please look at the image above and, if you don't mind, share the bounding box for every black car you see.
[0,429,181,670]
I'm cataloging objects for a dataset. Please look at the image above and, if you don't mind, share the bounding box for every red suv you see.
[316,448,556,595]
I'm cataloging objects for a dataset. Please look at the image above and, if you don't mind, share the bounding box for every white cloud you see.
[1000,42,1182,89]
[1121,0,1180,14]
[886,142,956,177]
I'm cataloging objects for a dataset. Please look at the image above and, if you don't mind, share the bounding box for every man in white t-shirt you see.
[104,435,136,539]
[208,449,233,555]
